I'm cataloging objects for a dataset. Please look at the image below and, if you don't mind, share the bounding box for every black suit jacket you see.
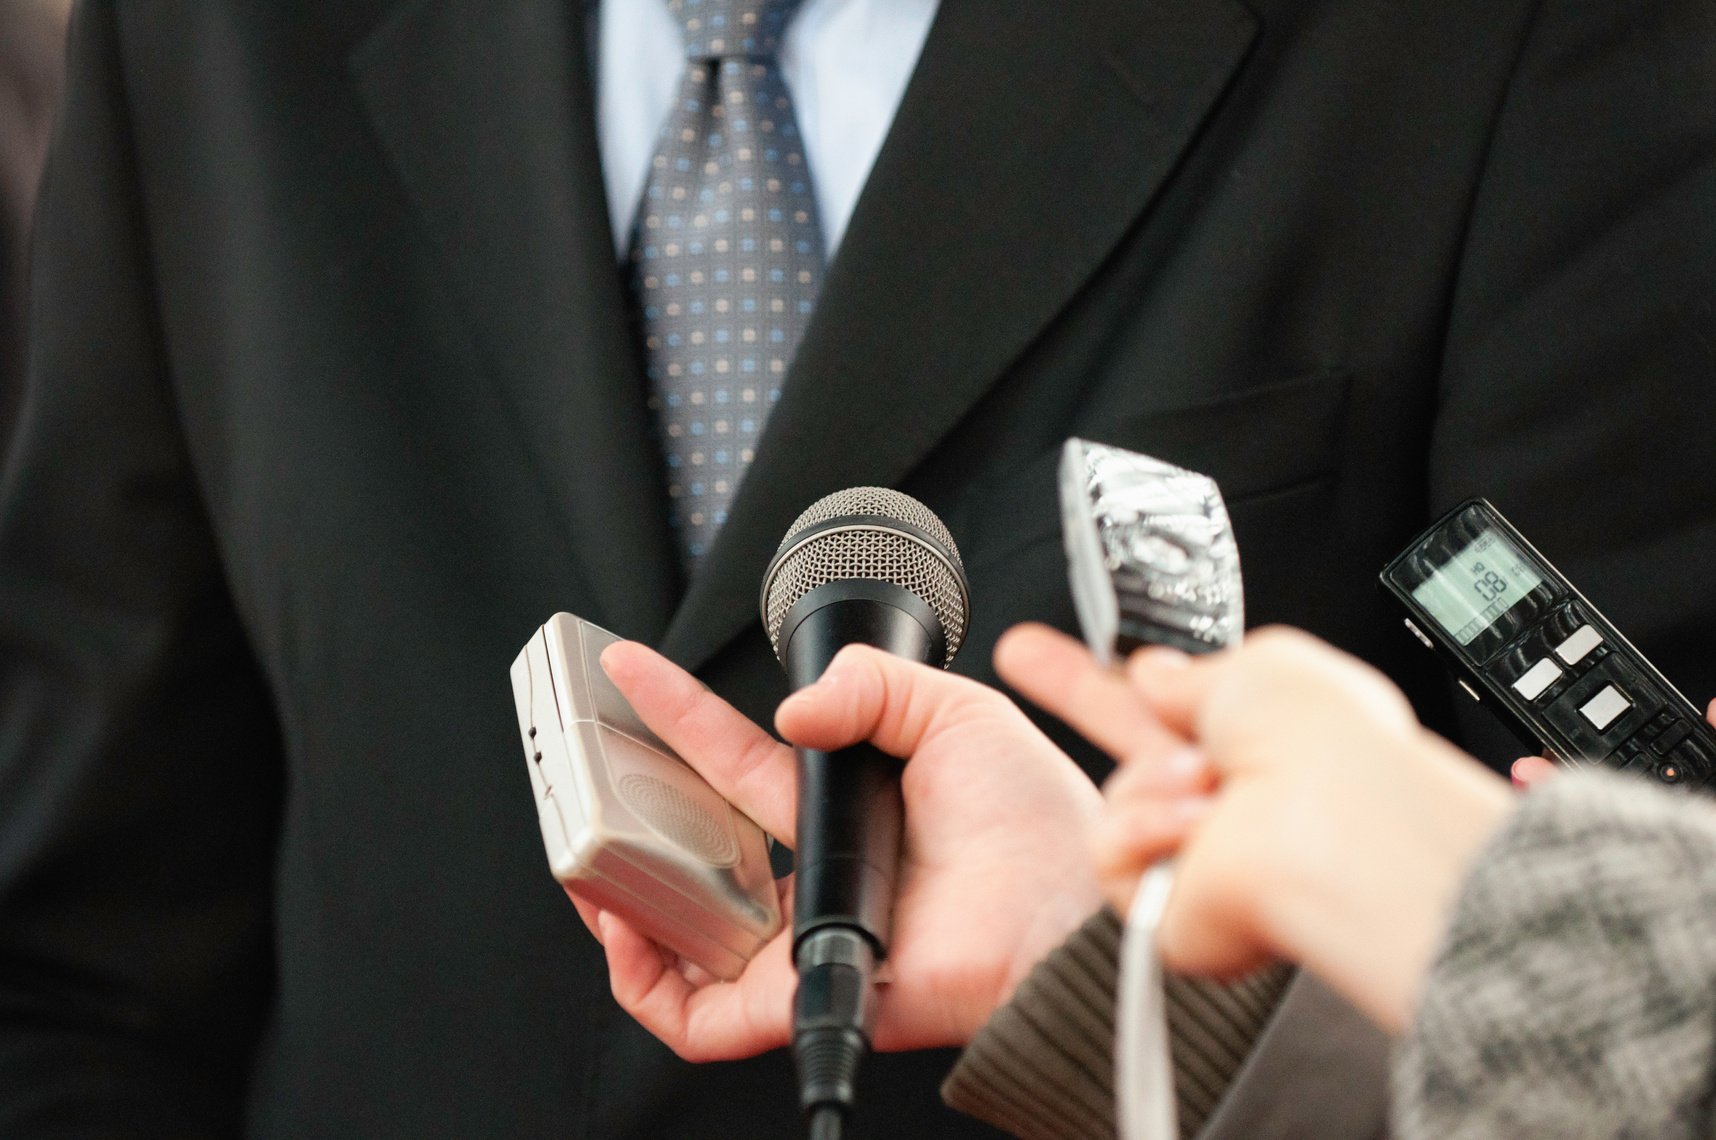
[3,1,1714,1137]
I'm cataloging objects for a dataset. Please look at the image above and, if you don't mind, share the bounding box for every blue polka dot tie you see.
[631,0,825,569]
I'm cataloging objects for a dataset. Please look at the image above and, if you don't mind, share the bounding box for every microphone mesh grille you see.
[779,487,964,571]
[764,488,967,667]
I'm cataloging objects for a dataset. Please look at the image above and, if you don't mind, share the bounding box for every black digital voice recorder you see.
[1381,498,1716,790]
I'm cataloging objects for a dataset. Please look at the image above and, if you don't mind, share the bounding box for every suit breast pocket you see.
[958,367,1355,574]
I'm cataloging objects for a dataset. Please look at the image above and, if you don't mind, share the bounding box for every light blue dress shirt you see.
[595,0,940,260]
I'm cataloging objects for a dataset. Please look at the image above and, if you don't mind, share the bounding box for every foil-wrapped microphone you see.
[759,487,969,1138]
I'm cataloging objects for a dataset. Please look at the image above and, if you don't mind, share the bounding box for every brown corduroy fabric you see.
[943,908,1292,1140]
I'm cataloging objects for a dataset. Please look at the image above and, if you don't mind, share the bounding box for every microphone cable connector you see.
[793,926,877,1139]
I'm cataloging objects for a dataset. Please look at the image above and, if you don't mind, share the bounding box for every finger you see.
[1090,798,1208,915]
[775,643,1004,758]
[567,887,603,942]
[1707,698,1715,729]
[600,641,797,844]
[599,911,700,1053]
[1511,754,1560,791]
[1125,644,1215,737]
[995,623,1183,760]
[600,910,795,1063]
[1129,626,1420,744]
[1102,745,1216,801]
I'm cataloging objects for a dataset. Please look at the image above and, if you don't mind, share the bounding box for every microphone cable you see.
[809,1104,845,1140]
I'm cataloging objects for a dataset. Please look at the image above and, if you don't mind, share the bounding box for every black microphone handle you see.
[793,742,902,950]
[778,579,945,954]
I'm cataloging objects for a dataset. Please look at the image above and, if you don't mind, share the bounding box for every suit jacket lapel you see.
[352,0,681,644]
[660,0,1259,671]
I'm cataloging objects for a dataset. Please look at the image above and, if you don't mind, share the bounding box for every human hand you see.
[992,624,1216,916]
[583,641,1105,1061]
[1001,623,1515,1032]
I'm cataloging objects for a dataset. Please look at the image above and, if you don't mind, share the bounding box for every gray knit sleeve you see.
[1396,770,1716,1140]
[941,908,1292,1140]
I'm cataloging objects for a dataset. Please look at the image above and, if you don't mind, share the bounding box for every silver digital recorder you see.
[510,614,782,980]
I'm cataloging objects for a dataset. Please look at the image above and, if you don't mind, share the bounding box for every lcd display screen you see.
[1411,527,1544,645]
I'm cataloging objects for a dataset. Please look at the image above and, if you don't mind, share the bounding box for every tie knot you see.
[668,0,803,61]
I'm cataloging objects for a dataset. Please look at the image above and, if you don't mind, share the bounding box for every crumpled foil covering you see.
[1059,439,1243,662]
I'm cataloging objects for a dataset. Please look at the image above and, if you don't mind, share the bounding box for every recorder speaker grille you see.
[617,773,741,868]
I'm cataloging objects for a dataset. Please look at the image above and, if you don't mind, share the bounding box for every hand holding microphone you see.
[759,489,972,1133]
[587,640,1104,1051]
[583,489,1104,1085]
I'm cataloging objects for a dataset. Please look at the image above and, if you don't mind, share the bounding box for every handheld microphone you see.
[760,488,969,1138]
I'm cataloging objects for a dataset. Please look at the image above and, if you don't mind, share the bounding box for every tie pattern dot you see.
[631,0,825,569]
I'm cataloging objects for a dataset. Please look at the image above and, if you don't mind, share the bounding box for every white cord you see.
[1117,862,1177,1140]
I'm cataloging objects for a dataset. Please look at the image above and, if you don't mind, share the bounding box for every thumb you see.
[1124,645,1212,741]
[1511,754,1560,792]
[775,644,994,758]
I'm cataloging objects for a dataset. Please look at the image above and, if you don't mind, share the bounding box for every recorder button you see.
[1611,741,1644,770]
[1669,737,1716,785]
[1580,685,1632,732]
[1653,721,1694,756]
[1554,625,1603,666]
[1513,658,1564,701]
